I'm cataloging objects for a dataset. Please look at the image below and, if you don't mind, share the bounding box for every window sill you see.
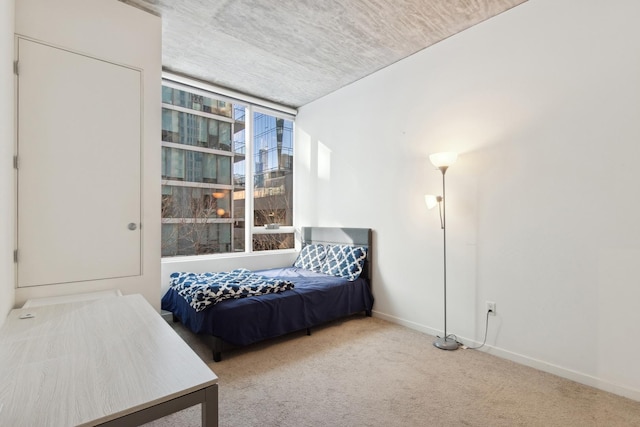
[252,226,295,235]
[161,248,298,265]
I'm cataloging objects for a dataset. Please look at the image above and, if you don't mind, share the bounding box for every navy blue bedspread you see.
[161,266,374,346]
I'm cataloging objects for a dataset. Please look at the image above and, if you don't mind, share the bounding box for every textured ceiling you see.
[120,0,527,108]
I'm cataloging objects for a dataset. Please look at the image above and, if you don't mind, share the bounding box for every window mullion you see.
[245,104,254,253]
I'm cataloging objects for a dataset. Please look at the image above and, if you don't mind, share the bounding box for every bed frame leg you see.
[365,310,372,317]
[212,337,223,362]
[306,328,311,336]
[172,313,179,322]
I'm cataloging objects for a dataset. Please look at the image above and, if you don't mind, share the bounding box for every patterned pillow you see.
[293,244,327,272]
[321,245,368,281]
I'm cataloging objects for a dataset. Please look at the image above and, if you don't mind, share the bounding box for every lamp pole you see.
[429,151,459,351]
[441,166,448,344]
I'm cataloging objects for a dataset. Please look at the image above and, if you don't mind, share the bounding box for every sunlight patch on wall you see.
[297,128,311,172]
[318,141,331,181]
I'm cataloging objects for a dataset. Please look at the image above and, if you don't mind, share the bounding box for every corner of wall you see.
[0,0,16,326]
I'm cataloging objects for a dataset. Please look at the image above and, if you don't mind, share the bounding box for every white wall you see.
[12,0,162,309]
[295,0,640,400]
[0,0,16,326]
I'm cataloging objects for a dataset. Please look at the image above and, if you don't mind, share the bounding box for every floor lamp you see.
[425,151,459,351]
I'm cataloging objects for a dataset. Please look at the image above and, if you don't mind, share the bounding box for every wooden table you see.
[0,294,218,426]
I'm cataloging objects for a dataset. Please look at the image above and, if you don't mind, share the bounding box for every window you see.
[251,112,294,251]
[161,79,295,257]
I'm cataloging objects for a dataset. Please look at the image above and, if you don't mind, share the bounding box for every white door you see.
[17,38,142,287]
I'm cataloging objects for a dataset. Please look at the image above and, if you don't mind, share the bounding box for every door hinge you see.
[13,155,18,169]
[13,250,18,263]
[13,61,18,75]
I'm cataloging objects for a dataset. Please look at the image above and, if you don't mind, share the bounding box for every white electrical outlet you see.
[486,301,496,315]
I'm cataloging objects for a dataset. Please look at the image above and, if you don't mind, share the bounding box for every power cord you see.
[462,309,491,350]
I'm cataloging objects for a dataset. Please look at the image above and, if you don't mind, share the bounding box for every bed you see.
[161,227,374,361]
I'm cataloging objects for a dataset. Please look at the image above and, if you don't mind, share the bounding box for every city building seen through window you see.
[161,80,294,257]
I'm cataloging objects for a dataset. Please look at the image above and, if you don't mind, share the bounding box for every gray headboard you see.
[301,227,372,283]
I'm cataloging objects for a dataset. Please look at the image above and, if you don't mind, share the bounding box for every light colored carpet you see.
[145,315,640,427]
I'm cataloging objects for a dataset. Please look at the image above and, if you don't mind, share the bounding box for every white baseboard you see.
[373,310,441,337]
[371,310,640,402]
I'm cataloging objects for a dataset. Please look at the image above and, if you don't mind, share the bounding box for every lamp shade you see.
[429,152,458,168]
[424,194,440,210]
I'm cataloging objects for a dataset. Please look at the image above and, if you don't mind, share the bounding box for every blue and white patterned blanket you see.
[169,268,295,312]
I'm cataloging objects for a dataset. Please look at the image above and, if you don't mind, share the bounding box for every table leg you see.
[202,384,219,427]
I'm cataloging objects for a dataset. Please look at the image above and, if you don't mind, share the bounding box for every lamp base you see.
[433,337,460,351]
